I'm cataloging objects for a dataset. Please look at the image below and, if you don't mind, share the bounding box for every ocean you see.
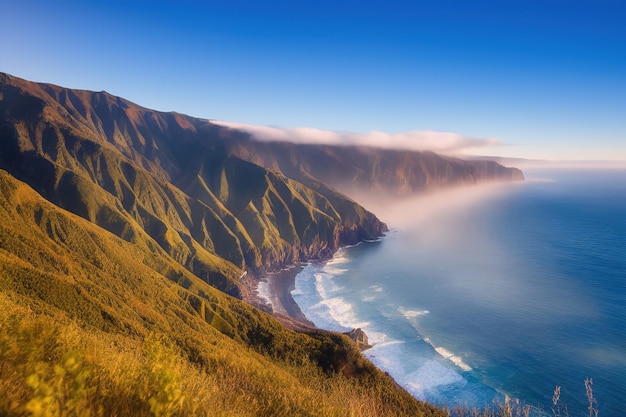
[291,169,626,415]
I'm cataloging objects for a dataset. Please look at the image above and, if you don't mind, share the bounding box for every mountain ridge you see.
[211,134,524,198]
[0,72,386,299]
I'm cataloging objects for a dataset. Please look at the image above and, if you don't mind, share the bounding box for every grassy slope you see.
[0,169,444,417]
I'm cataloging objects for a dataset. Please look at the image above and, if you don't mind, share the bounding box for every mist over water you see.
[292,169,626,414]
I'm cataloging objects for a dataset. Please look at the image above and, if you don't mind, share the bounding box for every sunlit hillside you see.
[0,169,444,416]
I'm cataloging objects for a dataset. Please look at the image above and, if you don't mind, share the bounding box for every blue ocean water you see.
[292,169,626,415]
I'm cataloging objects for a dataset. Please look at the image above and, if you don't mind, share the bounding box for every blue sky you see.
[2,0,625,161]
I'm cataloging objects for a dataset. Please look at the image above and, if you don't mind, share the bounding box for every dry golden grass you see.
[0,292,445,417]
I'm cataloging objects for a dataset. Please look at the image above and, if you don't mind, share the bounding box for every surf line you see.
[424,338,473,372]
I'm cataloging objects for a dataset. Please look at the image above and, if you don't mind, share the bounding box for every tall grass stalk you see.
[584,378,598,417]
[551,385,561,417]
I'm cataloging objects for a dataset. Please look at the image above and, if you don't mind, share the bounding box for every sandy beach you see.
[255,266,317,329]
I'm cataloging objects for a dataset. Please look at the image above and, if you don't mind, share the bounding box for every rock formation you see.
[345,328,372,351]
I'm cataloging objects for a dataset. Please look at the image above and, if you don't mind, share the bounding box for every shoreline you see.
[252,260,374,350]
[249,240,377,330]
[251,265,318,330]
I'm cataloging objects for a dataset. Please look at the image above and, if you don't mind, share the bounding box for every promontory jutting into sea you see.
[284,169,626,416]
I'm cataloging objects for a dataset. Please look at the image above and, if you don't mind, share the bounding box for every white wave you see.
[255,279,287,315]
[320,297,369,329]
[398,307,430,319]
[255,280,272,306]
[323,266,348,276]
[322,254,350,276]
[314,273,344,299]
[293,263,355,331]
[366,339,405,350]
[365,341,465,401]
[365,340,410,376]
[430,344,473,372]
[326,252,350,265]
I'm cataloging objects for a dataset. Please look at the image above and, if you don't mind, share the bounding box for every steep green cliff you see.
[0,72,385,298]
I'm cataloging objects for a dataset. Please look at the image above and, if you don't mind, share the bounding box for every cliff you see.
[206,128,525,198]
[345,328,372,351]
[0,72,386,298]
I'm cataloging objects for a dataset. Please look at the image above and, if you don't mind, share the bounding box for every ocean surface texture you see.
[292,169,626,415]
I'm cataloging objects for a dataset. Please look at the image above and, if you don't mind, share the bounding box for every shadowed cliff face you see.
[0,73,386,298]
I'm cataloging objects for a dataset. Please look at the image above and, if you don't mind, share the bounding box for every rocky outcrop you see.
[345,328,372,351]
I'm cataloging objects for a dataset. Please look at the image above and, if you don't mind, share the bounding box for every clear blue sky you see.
[2,0,625,160]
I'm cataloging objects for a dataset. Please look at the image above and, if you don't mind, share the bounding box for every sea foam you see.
[398,306,430,318]
[291,239,493,408]
[403,360,466,398]
[255,280,273,307]
[399,306,472,372]
[433,346,473,372]
[364,339,466,401]
[293,262,362,332]
[256,278,289,315]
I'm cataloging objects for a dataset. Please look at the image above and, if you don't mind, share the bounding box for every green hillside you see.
[0,169,444,416]
[0,72,386,299]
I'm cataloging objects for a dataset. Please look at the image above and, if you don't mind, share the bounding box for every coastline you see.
[252,265,317,330]
[252,260,374,351]
[251,240,377,330]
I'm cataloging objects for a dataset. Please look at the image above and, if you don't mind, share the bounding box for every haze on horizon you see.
[214,121,626,169]
[2,0,625,162]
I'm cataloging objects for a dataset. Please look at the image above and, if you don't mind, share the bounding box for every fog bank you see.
[214,121,499,154]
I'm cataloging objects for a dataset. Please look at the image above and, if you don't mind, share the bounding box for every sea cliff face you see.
[0,72,386,297]
[345,328,372,351]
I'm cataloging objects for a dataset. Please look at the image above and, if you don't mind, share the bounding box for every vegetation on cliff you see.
[211,129,524,198]
[0,72,386,298]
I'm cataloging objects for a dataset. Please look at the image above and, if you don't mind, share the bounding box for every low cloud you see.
[214,121,499,154]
